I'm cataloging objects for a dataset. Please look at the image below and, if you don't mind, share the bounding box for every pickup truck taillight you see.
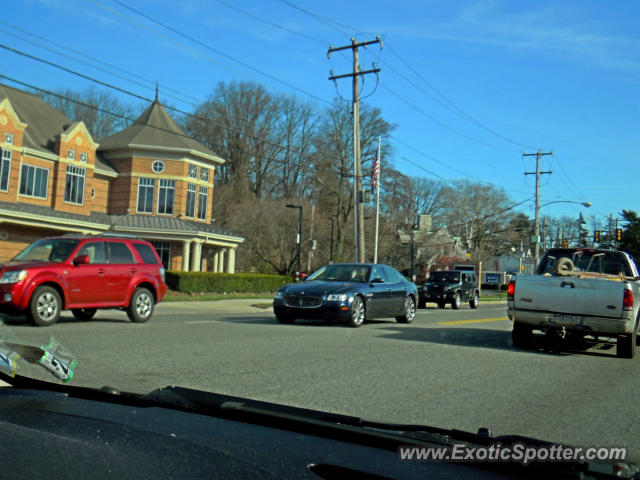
[507,279,515,302]
[623,287,633,311]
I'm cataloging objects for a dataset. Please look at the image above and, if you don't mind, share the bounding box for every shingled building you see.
[0,83,243,272]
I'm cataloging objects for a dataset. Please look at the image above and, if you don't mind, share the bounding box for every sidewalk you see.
[156,298,273,314]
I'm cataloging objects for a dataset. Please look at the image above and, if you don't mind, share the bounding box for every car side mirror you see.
[73,254,90,266]
[370,277,384,284]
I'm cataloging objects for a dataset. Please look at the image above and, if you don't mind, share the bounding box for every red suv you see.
[0,235,168,326]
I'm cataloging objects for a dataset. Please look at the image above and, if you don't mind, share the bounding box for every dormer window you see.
[4,133,13,145]
[67,149,75,160]
[188,164,198,179]
[152,160,165,174]
[80,152,88,163]
[200,167,209,182]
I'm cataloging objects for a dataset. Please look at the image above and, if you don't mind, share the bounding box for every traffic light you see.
[616,228,622,241]
[594,231,600,243]
[562,238,569,248]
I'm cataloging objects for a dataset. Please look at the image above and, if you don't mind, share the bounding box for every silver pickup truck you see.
[507,248,640,358]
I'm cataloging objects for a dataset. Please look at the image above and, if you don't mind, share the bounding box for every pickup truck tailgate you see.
[513,275,625,319]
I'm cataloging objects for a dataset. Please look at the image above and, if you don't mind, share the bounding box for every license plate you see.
[552,314,579,326]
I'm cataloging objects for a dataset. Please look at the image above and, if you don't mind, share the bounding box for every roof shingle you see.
[99,100,223,163]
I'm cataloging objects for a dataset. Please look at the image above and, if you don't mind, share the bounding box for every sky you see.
[1,0,638,226]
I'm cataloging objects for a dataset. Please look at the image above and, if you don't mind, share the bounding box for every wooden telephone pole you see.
[523,151,553,266]
[328,37,381,263]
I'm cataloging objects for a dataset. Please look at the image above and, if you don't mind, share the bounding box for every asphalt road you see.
[2,301,638,454]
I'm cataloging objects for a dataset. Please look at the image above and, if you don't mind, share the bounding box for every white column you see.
[213,251,220,273]
[219,249,225,274]
[182,241,191,272]
[226,248,236,274]
[191,241,202,272]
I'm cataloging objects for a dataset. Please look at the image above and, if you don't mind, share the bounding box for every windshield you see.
[307,264,371,283]
[428,271,460,283]
[538,249,633,276]
[2,1,637,471]
[12,239,79,263]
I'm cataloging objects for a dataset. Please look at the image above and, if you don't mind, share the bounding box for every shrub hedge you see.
[165,271,290,294]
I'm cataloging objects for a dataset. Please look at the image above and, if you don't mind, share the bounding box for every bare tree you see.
[40,86,141,140]
[184,81,317,202]
[224,197,302,274]
[311,100,395,262]
[439,180,513,260]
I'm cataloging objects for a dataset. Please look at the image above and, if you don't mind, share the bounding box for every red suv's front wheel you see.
[27,286,62,327]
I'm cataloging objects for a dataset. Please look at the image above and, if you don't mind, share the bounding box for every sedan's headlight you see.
[326,293,349,302]
[0,270,27,284]
[274,291,284,299]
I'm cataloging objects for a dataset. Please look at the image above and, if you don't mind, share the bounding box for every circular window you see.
[90,187,96,199]
[152,160,165,173]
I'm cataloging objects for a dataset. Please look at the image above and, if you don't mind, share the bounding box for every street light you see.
[534,200,591,266]
[328,216,336,264]
[286,204,303,277]
[540,200,592,209]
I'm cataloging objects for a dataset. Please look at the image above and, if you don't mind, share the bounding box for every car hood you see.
[281,281,361,296]
[0,260,62,271]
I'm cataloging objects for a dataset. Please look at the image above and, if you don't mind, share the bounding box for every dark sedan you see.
[273,263,418,327]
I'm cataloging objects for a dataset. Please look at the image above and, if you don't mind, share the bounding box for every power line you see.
[380,83,519,153]
[108,0,331,105]
[0,27,196,108]
[276,0,353,36]
[384,44,537,151]
[550,154,586,201]
[214,0,327,46]
[0,20,199,105]
[0,44,315,158]
[273,1,536,151]
[398,156,450,183]
[0,21,526,198]
[0,71,319,177]
[5,73,543,247]
[101,0,530,190]
[388,133,478,179]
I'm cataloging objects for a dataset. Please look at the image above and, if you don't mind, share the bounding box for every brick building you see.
[0,83,243,272]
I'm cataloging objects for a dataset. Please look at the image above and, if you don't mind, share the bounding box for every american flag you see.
[371,159,380,189]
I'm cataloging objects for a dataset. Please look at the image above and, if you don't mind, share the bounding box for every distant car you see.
[273,263,418,327]
[0,235,167,326]
[418,270,479,309]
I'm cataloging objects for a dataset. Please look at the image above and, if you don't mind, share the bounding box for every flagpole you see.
[373,137,381,263]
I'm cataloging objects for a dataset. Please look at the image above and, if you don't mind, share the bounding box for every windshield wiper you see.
[1,378,636,479]
[138,387,639,479]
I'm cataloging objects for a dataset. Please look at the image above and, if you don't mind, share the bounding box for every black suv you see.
[418,270,479,309]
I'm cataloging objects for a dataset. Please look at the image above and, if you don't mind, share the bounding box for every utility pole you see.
[523,151,553,267]
[329,216,335,263]
[373,137,381,264]
[307,205,315,273]
[328,37,381,263]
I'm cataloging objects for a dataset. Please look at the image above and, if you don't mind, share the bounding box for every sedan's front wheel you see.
[396,296,416,324]
[347,296,365,328]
